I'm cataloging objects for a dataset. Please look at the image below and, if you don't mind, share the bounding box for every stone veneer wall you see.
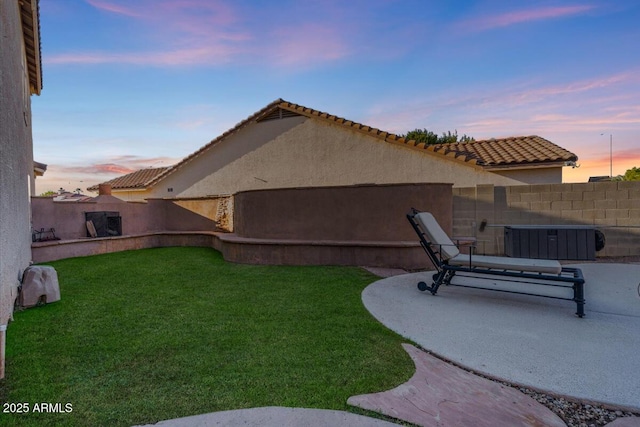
[453,181,640,257]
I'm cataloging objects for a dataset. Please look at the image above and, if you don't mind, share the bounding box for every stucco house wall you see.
[1,0,40,378]
[174,118,526,198]
[490,167,563,185]
[1,1,36,325]
[142,116,306,199]
[103,188,152,202]
[98,102,575,202]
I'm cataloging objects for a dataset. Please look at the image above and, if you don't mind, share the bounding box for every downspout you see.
[0,323,6,379]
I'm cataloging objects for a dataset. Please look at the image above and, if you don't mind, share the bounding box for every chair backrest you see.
[414,212,460,260]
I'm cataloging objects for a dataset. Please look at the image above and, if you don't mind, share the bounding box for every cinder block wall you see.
[453,181,640,257]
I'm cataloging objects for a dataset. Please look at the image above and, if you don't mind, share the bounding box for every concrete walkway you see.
[134,407,399,426]
[361,263,640,411]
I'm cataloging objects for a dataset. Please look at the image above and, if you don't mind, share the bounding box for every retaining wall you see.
[32,183,451,269]
[30,196,231,241]
[231,183,452,268]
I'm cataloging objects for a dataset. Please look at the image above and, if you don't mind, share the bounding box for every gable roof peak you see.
[95,100,580,191]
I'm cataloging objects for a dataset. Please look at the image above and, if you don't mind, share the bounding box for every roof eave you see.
[87,186,149,192]
[33,160,47,176]
[112,187,150,192]
[483,161,570,171]
[20,0,43,95]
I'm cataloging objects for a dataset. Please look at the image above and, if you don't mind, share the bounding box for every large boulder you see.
[19,266,60,308]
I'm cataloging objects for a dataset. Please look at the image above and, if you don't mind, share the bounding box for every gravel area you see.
[516,385,638,427]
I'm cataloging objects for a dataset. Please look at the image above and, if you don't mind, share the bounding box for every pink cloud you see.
[527,110,640,132]
[55,0,248,66]
[88,163,136,174]
[267,24,350,67]
[511,73,636,105]
[52,1,357,69]
[459,5,595,32]
[363,66,640,141]
[86,0,235,23]
[85,0,141,17]
[58,156,177,174]
[47,46,236,66]
[35,156,181,194]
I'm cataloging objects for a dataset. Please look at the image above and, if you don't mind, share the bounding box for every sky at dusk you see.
[32,0,640,194]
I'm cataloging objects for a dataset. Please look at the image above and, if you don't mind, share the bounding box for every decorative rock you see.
[19,265,60,307]
[605,417,640,427]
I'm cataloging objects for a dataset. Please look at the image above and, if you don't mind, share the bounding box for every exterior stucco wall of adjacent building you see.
[1,2,35,327]
[142,116,307,200]
[178,119,535,198]
[98,189,152,202]
[489,166,563,185]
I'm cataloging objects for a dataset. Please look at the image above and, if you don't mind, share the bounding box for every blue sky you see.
[33,0,640,194]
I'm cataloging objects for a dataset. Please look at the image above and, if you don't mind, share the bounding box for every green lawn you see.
[1,247,413,426]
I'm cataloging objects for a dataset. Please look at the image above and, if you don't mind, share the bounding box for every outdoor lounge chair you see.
[407,209,586,317]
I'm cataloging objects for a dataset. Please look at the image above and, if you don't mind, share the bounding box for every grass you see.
[1,247,413,426]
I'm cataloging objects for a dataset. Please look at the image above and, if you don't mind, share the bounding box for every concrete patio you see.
[360,262,640,411]
[139,261,640,427]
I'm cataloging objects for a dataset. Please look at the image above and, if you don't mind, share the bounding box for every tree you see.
[399,128,475,145]
[39,190,56,197]
[617,166,640,181]
[402,128,438,145]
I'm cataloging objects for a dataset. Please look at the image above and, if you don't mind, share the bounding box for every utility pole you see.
[609,134,613,178]
[601,133,613,178]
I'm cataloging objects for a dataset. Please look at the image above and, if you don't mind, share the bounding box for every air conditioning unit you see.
[19,266,60,308]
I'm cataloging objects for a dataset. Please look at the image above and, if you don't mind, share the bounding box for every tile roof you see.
[435,136,578,168]
[269,101,578,167]
[53,192,94,202]
[97,99,579,190]
[87,167,170,191]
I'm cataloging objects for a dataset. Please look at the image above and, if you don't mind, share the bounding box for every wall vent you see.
[257,108,302,122]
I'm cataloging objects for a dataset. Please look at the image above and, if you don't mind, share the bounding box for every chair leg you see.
[443,270,456,286]
[430,271,446,294]
[574,282,585,318]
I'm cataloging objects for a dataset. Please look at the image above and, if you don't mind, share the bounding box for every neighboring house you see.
[0,0,43,378]
[88,167,169,201]
[89,99,578,201]
[52,191,94,202]
[588,176,612,183]
[34,160,47,178]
